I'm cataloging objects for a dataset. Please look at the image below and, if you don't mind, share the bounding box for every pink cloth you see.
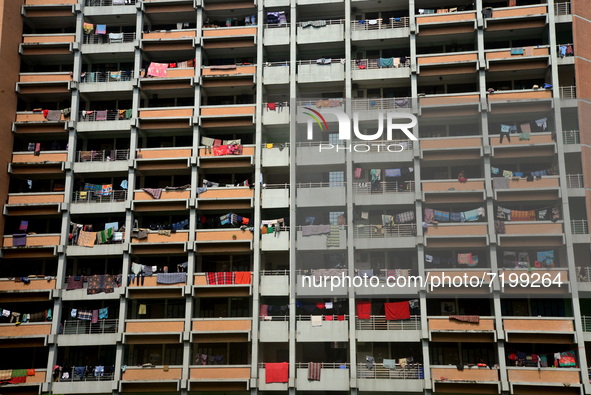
[148,62,169,77]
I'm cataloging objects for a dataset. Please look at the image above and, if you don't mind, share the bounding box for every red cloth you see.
[337,315,345,321]
[267,103,276,111]
[235,272,251,284]
[357,300,371,319]
[43,109,49,118]
[27,369,35,376]
[266,362,288,383]
[316,303,325,309]
[385,302,410,321]
[324,315,333,321]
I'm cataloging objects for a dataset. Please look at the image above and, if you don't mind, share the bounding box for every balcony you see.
[297,61,345,83]
[358,363,424,392]
[9,151,67,176]
[356,315,421,342]
[296,20,344,44]
[259,316,288,341]
[77,110,132,132]
[126,319,184,333]
[424,224,488,248]
[485,46,550,73]
[296,363,350,390]
[0,322,51,338]
[199,105,255,128]
[17,72,72,95]
[426,270,494,295]
[133,189,190,210]
[201,27,257,51]
[79,71,134,94]
[415,11,477,35]
[428,316,495,341]
[5,192,64,216]
[353,181,414,206]
[351,18,409,41]
[136,147,191,171]
[420,136,482,161]
[502,317,574,343]
[193,273,252,294]
[194,229,253,253]
[262,146,289,167]
[192,318,251,342]
[20,34,75,57]
[296,225,347,250]
[296,142,345,166]
[70,190,127,215]
[296,182,346,207]
[198,145,254,169]
[422,179,484,204]
[416,51,478,75]
[490,132,555,158]
[58,319,119,347]
[261,230,290,251]
[263,24,290,46]
[493,176,560,202]
[351,58,410,81]
[189,366,249,391]
[258,364,288,391]
[1,369,46,388]
[197,187,253,211]
[127,275,186,295]
[487,88,553,103]
[142,29,196,52]
[554,1,571,15]
[202,64,255,77]
[72,149,130,175]
[498,222,564,247]
[121,366,181,392]
[262,103,289,124]
[432,366,499,393]
[138,107,193,130]
[0,277,55,294]
[507,367,580,387]
[486,4,548,32]
[82,33,136,54]
[419,93,480,110]
[2,234,60,258]
[138,68,195,92]
[53,367,114,394]
[14,111,68,134]
[131,231,189,245]
[85,0,138,6]
[296,315,349,342]
[353,224,417,250]
[260,270,289,296]
[560,85,576,99]
[263,63,290,84]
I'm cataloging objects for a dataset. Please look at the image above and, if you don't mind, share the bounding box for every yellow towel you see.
[266,143,273,149]
[138,304,146,315]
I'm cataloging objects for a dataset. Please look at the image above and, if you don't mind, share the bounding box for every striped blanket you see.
[156,273,187,284]
[308,363,321,381]
[143,188,162,199]
[326,226,340,247]
[205,272,235,285]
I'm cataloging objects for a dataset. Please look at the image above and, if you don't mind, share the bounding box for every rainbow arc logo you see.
[302,107,329,132]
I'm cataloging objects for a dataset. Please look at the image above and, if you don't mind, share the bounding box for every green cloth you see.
[326,225,340,247]
[519,133,530,140]
[125,109,132,119]
[383,359,397,369]
[12,369,27,377]
[100,228,113,243]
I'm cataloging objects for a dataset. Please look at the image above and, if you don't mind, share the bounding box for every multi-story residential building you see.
[1,0,590,394]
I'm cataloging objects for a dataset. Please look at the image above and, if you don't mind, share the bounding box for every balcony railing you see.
[295,362,350,369]
[81,71,134,83]
[565,174,584,189]
[72,190,128,203]
[357,363,423,379]
[260,269,290,276]
[296,182,345,188]
[354,181,415,195]
[76,149,130,162]
[86,0,137,5]
[571,219,589,235]
[263,23,291,29]
[356,315,421,330]
[58,367,115,382]
[296,314,349,321]
[560,85,576,99]
[582,316,591,332]
[78,110,127,122]
[296,19,345,28]
[263,183,290,190]
[351,17,409,30]
[351,58,410,70]
[350,97,411,111]
[562,130,580,144]
[554,2,571,15]
[578,267,591,283]
[83,33,136,44]
[354,224,416,238]
[62,319,119,335]
[296,59,346,66]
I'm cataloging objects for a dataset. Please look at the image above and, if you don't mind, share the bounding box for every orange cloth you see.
[235,272,251,284]
[27,369,35,376]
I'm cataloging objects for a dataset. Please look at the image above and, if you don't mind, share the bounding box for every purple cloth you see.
[96,110,107,121]
[301,225,331,236]
[13,234,27,247]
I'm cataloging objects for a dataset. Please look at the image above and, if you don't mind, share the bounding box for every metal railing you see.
[560,86,576,99]
[351,58,411,70]
[58,367,115,382]
[577,267,591,283]
[571,219,589,235]
[263,102,289,112]
[354,181,415,195]
[76,149,130,162]
[78,110,126,122]
[62,319,118,335]
[353,139,413,150]
[295,362,350,369]
[86,0,136,5]
[72,190,128,203]
[356,315,421,330]
[260,269,289,276]
[565,174,584,189]
[582,316,591,332]
[263,23,290,29]
[295,182,345,188]
[263,183,290,190]
[83,32,136,44]
[296,314,349,321]
[351,17,409,30]
[357,363,423,379]
[296,19,345,27]
[264,61,290,67]
[350,97,411,111]
[81,71,134,83]
[296,59,346,66]
[554,2,571,15]
[562,130,580,144]
[354,224,416,238]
